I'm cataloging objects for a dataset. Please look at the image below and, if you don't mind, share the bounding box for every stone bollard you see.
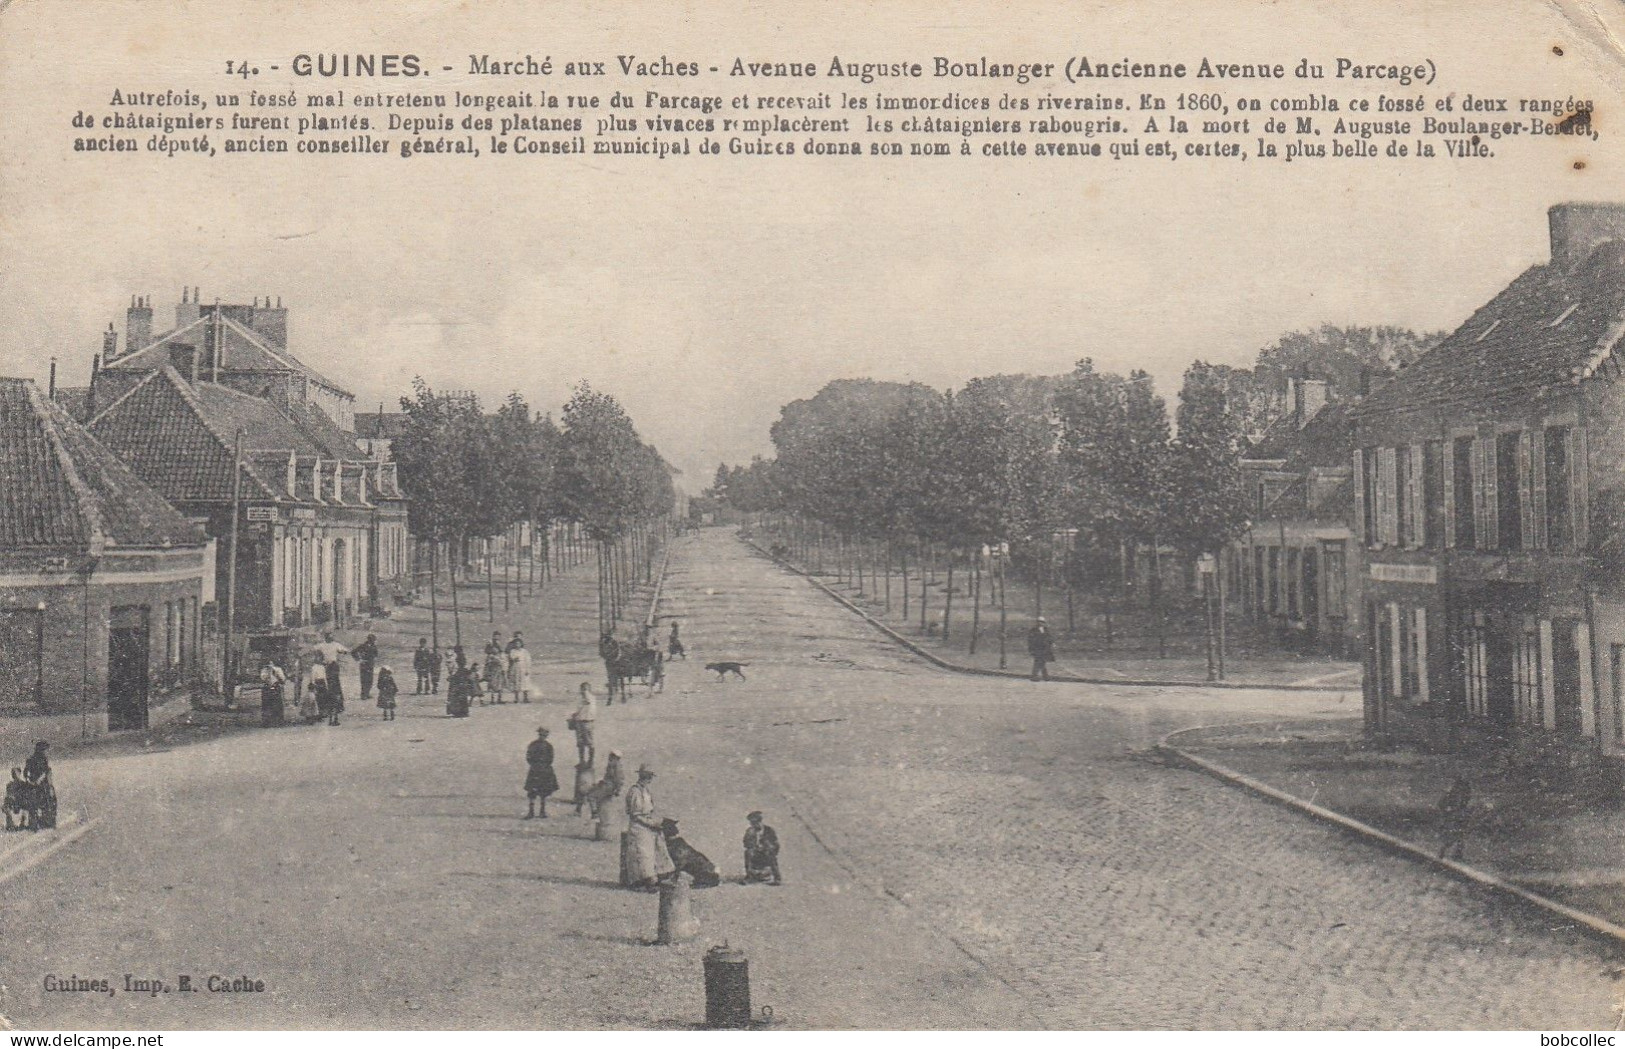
[656,873,700,945]
[573,762,596,803]
[596,800,622,842]
[703,943,751,1028]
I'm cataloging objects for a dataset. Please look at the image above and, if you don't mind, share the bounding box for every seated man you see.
[661,818,721,888]
[743,810,782,885]
[4,767,33,831]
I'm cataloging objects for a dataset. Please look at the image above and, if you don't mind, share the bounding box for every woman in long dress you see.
[507,641,536,704]
[623,765,675,889]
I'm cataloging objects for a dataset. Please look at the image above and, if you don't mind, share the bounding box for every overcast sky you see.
[2,0,1621,488]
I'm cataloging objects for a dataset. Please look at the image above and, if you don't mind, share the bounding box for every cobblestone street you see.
[1,529,1620,1029]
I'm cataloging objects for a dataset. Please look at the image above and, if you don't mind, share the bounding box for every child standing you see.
[375,665,400,721]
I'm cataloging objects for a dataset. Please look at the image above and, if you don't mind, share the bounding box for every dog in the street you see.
[705,661,748,681]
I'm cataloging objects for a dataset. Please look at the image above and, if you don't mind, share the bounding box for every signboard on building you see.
[245,506,277,522]
[291,508,317,521]
[1369,563,1438,584]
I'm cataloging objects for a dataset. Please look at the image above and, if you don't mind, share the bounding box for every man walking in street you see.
[413,638,433,694]
[1027,617,1055,682]
[354,634,379,701]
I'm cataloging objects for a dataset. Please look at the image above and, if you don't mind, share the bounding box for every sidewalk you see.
[1,552,631,774]
[757,542,1360,692]
[1164,718,1625,929]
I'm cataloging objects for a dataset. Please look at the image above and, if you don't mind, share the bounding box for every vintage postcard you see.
[1,0,1624,1035]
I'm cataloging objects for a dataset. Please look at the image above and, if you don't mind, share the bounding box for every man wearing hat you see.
[623,764,675,889]
[1026,616,1055,682]
[743,811,782,885]
[523,727,560,819]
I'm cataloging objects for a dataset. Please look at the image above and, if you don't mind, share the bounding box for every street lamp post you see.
[1199,553,1219,683]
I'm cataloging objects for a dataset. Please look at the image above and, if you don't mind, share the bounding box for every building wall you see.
[1232,520,1361,654]
[0,548,207,738]
[1355,380,1616,757]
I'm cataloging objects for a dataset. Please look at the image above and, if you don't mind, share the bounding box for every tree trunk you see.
[487,539,496,622]
[998,555,1008,669]
[448,538,464,649]
[429,540,441,652]
[970,555,982,655]
[884,541,892,613]
[919,542,930,634]
[1151,539,1166,659]
[900,544,910,620]
[943,553,955,642]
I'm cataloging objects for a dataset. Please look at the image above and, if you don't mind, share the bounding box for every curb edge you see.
[744,537,1352,694]
[1155,739,1625,950]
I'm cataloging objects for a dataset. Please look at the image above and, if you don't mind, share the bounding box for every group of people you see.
[254,631,399,728]
[520,692,782,890]
[249,623,543,728]
[440,631,537,718]
[3,741,54,832]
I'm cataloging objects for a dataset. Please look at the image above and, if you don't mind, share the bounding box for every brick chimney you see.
[1548,202,1625,270]
[175,286,200,330]
[102,322,117,362]
[251,295,287,347]
[125,296,152,356]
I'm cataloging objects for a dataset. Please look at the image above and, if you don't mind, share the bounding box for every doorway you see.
[107,604,151,731]
[1484,615,1515,726]
[1552,619,1584,735]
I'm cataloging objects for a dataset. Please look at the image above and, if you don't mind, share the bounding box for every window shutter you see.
[1519,431,1536,550]
[1531,429,1548,550]
[1380,448,1399,546]
[1442,441,1456,549]
[1573,425,1589,549]
[1352,449,1367,545]
[1409,444,1425,547]
[1478,435,1498,550]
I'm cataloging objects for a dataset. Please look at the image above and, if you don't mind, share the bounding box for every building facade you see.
[1232,379,1362,656]
[0,378,212,738]
[87,365,409,650]
[85,292,410,633]
[1351,202,1625,764]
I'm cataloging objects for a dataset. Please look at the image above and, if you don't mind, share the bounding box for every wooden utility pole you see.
[223,428,245,699]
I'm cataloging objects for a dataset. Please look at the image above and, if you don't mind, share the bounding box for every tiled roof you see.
[0,377,206,549]
[290,400,364,459]
[88,367,389,508]
[1355,240,1625,418]
[192,383,328,458]
[51,387,91,423]
[107,313,351,399]
[1247,400,1352,468]
[88,367,282,504]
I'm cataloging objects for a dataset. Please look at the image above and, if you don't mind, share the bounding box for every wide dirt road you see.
[2,529,1619,1029]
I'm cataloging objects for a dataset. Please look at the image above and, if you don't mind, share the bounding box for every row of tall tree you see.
[708,324,1441,659]
[392,380,676,648]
